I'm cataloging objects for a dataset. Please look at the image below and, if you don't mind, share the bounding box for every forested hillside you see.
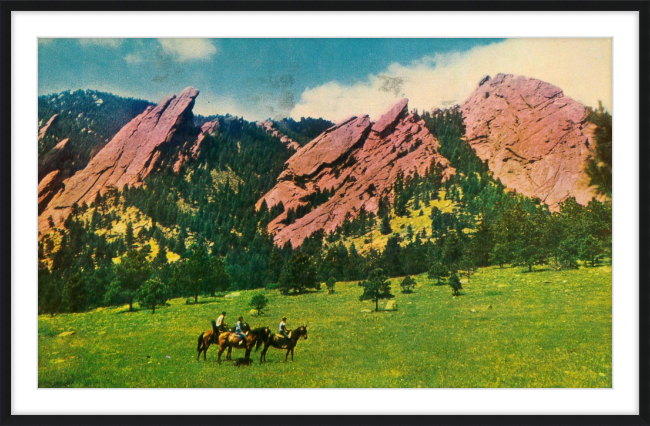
[38,99,612,316]
[272,117,334,146]
[38,90,153,173]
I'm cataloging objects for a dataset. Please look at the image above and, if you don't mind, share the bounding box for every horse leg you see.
[226,346,232,361]
[204,342,208,361]
[217,346,225,365]
[245,347,251,360]
[291,348,294,362]
[285,349,289,362]
[197,333,204,361]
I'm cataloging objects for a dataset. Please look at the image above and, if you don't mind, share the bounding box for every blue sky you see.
[38,38,611,121]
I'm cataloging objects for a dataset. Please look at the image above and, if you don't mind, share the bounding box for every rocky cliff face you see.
[257,120,301,151]
[39,87,200,234]
[38,114,58,142]
[258,99,455,248]
[38,138,72,182]
[172,119,219,172]
[38,170,63,215]
[461,73,599,209]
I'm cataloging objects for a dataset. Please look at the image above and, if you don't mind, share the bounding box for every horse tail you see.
[197,332,204,352]
[255,336,264,352]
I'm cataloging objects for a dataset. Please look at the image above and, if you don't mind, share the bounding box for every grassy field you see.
[38,263,612,388]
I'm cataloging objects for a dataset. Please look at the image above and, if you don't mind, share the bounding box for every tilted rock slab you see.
[39,87,200,234]
[257,120,301,152]
[38,138,72,182]
[461,74,600,210]
[258,98,455,248]
[172,119,219,173]
[38,170,63,216]
[38,114,58,141]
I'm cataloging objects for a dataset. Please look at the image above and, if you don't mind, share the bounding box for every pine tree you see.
[585,103,612,197]
[359,268,393,312]
[249,294,268,315]
[326,277,336,294]
[448,272,462,296]
[400,276,416,293]
[154,244,167,266]
[137,277,169,314]
[380,213,392,235]
[125,222,134,249]
[428,262,449,285]
[279,253,318,295]
[105,249,150,311]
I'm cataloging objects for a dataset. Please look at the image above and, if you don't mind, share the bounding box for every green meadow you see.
[38,264,612,388]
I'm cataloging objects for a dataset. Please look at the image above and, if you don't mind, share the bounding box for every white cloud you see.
[290,39,612,122]
[158,38,218,62]
[78,38,123,48]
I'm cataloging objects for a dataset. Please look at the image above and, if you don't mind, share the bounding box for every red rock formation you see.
[38,114,58,141]
[173,119,219,172]
[38,138,71,181]
[39,87,200,234]
[38,170,63,215]
[257,120,301,151]
[258,99,455,248]
[461,73,600,210]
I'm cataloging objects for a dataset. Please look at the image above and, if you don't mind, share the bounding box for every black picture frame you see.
[1,1,648,425]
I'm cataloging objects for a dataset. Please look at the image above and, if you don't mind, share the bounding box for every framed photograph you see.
[2,1,648,424]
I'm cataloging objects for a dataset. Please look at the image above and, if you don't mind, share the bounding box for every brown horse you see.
[260,325,308,363]
[197,321,231,361]
[217,325,271,364]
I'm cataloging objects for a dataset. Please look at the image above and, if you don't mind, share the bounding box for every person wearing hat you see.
[216,312,227,333]
[279,316,289,347]
[235,316,247,346]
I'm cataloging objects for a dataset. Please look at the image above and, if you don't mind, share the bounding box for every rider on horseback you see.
[235,316,247,346]
[216,311,227,332]
[279,316,289,347]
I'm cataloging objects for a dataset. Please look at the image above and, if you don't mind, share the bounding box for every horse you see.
[196,321,231,361]
[260,325,308,363]
[217,325,271,364]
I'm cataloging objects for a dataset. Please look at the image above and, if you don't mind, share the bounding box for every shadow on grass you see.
[117,308,141,314]
[520,267,552,274]
[280,289,322,297]
[186,300,220,305]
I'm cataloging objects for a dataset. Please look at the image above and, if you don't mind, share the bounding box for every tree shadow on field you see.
[117,308,142,314]
[186,300,219,305]
[520,267,551,274]
[281,289,321,297]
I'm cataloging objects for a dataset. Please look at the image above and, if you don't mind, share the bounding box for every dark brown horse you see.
[197,321,231,361]
[218,325,271,364]
[260,325,308,363]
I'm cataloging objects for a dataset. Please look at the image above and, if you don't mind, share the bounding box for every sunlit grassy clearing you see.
[340,190,456,254]
[38,263,611,388]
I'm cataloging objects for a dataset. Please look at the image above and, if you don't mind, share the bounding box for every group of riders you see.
[215,311,291,347]
[197,310,307,363]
